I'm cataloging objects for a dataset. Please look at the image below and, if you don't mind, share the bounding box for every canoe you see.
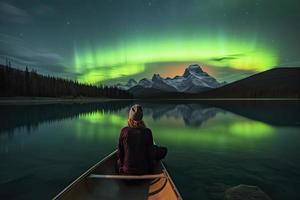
[53,150,182,200]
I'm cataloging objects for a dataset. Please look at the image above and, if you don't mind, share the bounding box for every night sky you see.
[0,0,299,84]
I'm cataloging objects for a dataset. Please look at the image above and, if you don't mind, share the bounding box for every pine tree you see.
[0,64,132,98]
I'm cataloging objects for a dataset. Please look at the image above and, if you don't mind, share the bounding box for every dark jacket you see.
[117,127,154,175]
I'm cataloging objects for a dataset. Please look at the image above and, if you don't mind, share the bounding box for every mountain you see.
[115,78,137,90]
[116,64,225,97]
[194,67,300,98]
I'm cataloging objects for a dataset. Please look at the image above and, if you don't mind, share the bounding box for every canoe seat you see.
[88,174,165,180]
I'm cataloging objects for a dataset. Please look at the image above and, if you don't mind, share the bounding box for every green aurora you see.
[74,34,278,83]
[1,0,299,84]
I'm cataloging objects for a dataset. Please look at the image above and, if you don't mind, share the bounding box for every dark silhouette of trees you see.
[0,63,132,98]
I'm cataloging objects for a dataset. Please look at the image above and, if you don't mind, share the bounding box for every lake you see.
[0,100,300,200]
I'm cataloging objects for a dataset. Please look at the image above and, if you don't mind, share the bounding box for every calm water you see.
[0,100,300,200]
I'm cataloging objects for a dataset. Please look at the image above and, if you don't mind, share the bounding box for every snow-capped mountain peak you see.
[183,64,205,77]
[115,78,137,90]
[138,78,152,88]
[116,64,226,95]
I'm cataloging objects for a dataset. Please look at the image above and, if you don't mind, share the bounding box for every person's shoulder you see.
[120,127,129,135]
[121,126,129,132]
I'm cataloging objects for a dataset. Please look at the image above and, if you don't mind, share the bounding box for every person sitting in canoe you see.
[116,104,167,175]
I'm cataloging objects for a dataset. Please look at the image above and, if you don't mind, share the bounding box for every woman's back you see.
[117,104,167,175]
[118,127,153,175]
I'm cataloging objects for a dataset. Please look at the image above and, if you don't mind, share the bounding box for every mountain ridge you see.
[195,67,300,98]
[116,64,226,97]
[116,65,300,99]
[149,67,300,99]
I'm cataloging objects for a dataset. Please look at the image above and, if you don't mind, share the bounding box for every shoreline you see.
[0,97,299,105]
[0,97,132,105]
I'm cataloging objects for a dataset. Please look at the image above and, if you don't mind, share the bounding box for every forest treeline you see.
[0,64,132,98]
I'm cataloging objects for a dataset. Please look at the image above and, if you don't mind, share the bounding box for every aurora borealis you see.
[74,34,277,83]
[0,0,299,84]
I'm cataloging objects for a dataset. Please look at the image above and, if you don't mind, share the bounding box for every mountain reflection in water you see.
[128,103,224,127]
[0,100,299,137]
[0,100,300,200]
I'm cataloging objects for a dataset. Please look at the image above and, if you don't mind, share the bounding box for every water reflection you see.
[0,101,132,136]
[0,101,300,200]
[1,100,299,138]
[139,103,224,127]
[229,121,273,138]
[75,112,126,140]
[202,100,300,127]
[75,102,224,128]
[75,102,277,147]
